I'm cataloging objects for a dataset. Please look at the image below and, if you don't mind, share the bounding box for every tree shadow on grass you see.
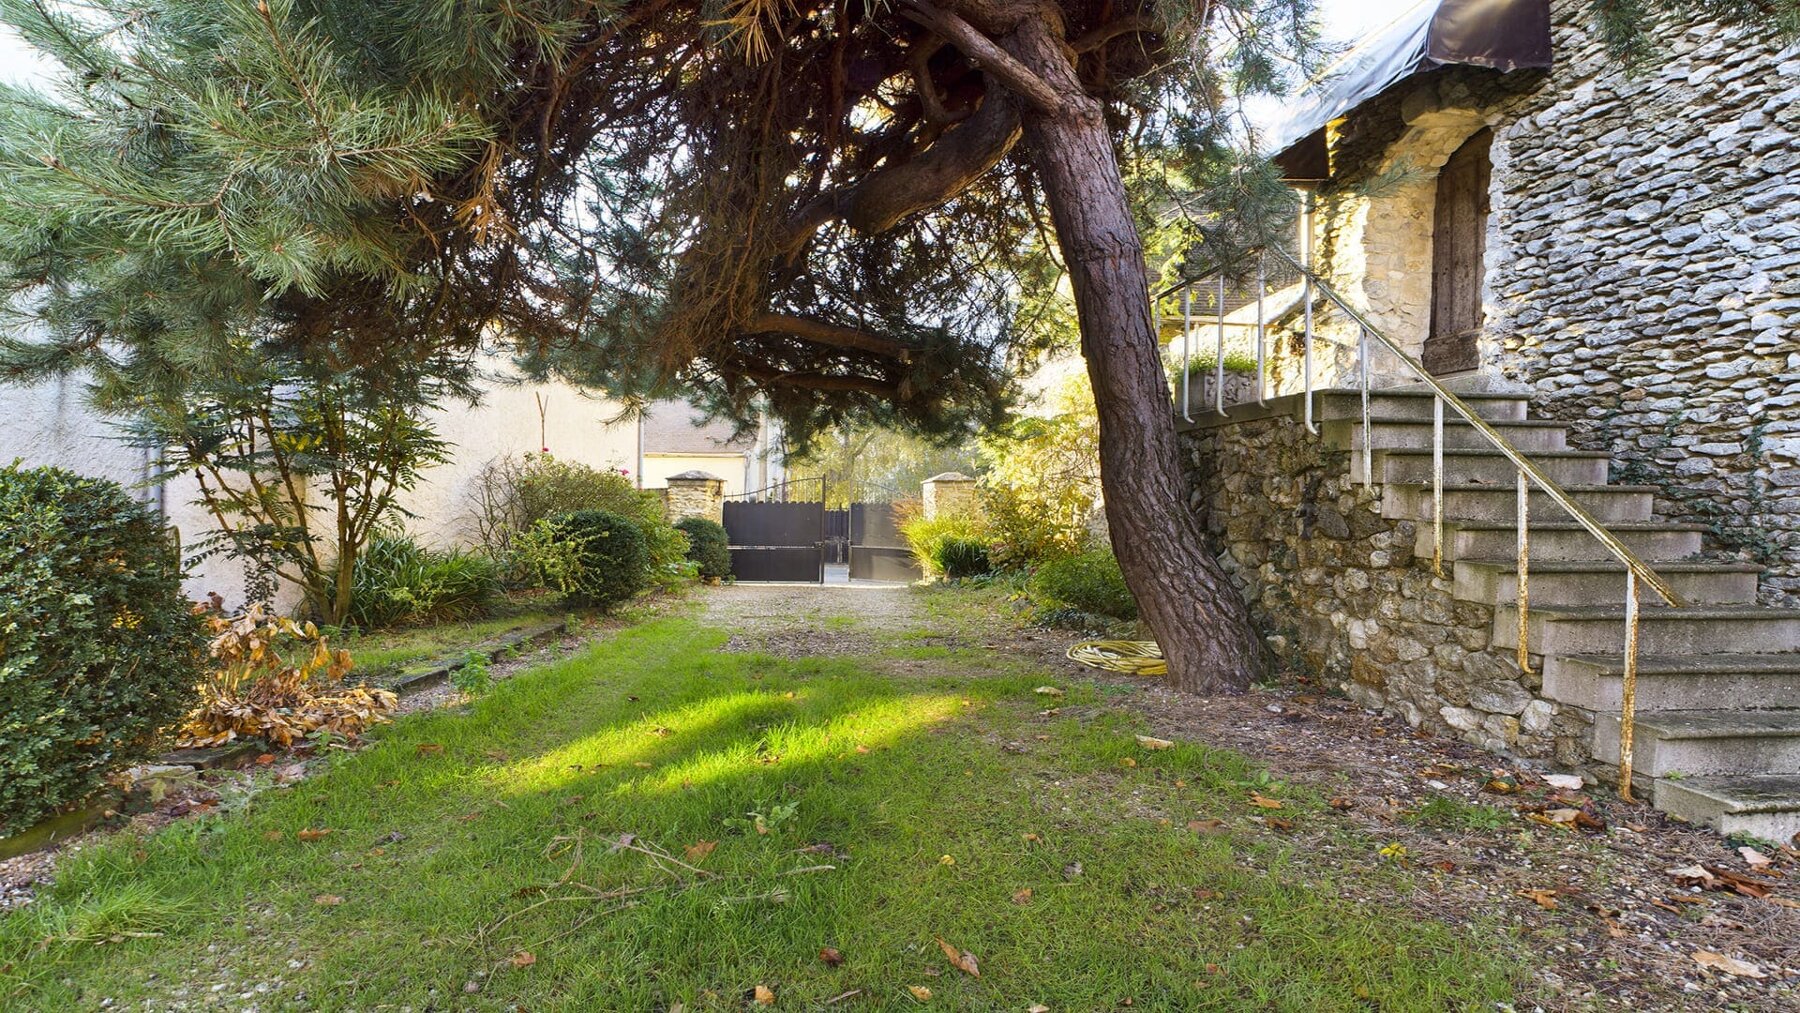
[3,617,1525,1011]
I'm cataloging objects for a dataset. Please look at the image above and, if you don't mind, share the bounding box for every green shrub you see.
[675,517,732,579]
[1028,549,1138,621]
[936,537,991,579]
[0,463,208,835]
[901,512,991,580]
[467,453,692,589]
[521,509,650,610]
[979,482,1092,569]
[346,532,501,629]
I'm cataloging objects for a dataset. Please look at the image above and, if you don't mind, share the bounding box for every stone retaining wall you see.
[1182,413,1591,764]
[1294,1,1800,603]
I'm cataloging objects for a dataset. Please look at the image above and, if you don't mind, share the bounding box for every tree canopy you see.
[0,0,1309,441]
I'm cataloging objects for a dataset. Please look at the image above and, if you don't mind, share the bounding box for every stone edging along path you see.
[0,620,568,861]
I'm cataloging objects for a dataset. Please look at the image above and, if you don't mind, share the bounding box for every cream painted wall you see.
[640,453,751,498]
[406,363,640,548]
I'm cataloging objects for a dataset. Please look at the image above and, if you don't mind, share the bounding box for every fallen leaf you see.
[1516,888,1559,910]
[684,840,717,863]
[855,745,870,754]
[1119,757,1137,768]
[1542,773,1585,791]
[1011,887,1033,905]
[908,985,932,1002]
[415,743,444,756]
[937,937,980,977]
[1187,819,1227,834]
[1768,897,1800,909]
[296,828,332,842]
[1482,775,1519,795]
[1692,951,1765,978]
[1135,735,1174,750]
[1028,1006,1049,1013]
[313,894,343,906]
[939,854,955,866]
[1033,686,1065,698]
[1739,846,1773,869]
[1193,888,1221,901]
[1328,797,1355,810]
[1266,817,1294,832]
[1022,832,1042,843]
[1543,808,1582,824]
[819,946,844,966]
[754,984,775,1005]
[255,753,275,765]
[1248,793,1283,810]
[510,950,536,969]
[632,761,653,769]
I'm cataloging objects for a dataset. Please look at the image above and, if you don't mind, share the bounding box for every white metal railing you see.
[1168,247,1690,801]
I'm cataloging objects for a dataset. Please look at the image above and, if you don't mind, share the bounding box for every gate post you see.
[665,471,725,524]
[921,472,977,520]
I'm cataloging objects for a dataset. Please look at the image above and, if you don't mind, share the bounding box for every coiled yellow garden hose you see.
[1065,640,1166,676]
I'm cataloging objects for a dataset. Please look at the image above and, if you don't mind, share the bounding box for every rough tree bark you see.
[1000,9,1266,693]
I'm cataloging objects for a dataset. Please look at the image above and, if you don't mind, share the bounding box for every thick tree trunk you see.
[1004,16,1265,693]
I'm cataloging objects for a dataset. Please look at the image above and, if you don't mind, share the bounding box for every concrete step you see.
[1454,559,1764,607]
[1314,389,1530,423]
[1356,448,1611,487]
[1654,775,1800,840]
[1593,710,1800,778]
[1420,521,1707,565]
[1494,604,1800,656]
[1543,652,1800,711]
[1324,417,1571,453]
[1385,483,1658,525]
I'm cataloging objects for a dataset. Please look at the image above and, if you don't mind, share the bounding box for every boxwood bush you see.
[1028,549,1138,621]
[674,517,732,580]
[522,509,650,610]
[1,464,207,836]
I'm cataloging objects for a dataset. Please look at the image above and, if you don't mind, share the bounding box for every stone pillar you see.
[921,472,977,519]
[664,471,725,524]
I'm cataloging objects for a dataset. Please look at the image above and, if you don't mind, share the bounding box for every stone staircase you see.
[1320,388,1800,839]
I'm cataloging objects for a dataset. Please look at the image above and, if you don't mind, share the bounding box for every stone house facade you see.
[1176,3,1800,826]
[1269,0,1798,603]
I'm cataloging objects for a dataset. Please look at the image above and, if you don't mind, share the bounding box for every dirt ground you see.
[705,581,1800,1010]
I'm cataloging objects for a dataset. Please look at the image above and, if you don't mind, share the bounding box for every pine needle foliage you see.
[0,0,1321,447]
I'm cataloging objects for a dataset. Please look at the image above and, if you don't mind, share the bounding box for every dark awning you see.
[1269,0,1552,182]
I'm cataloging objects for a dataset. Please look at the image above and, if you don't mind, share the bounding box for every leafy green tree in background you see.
[0,0,1791,690]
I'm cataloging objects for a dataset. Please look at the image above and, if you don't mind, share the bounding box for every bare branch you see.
[739,364,899,397]
[897,0,1064,114]
[1071,14,1161,54]
[744,312,917,360]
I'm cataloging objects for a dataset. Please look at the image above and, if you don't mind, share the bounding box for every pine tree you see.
[0,1,1793,690]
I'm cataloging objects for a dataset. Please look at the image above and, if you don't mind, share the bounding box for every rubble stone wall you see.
[1182,413,1593,764]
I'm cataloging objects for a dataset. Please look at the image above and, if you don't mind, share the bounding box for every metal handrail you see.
[1168,245,1691,801]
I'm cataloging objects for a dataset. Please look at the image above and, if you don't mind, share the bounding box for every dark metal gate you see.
[720,479,920,583]
[722,498,825,582]
[849,503,921,582]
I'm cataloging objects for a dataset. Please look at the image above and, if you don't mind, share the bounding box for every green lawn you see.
[2,611,1524,1010]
